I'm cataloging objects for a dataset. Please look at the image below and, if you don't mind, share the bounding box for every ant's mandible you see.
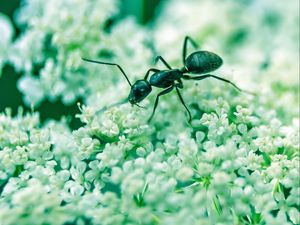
[83,36,250,123]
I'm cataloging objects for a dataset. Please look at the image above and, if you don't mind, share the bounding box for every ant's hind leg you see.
[182,74,255,95]
[154,56,172,69]
[144,68,160,80]
[183,36,199,64]
[148,85,174,122]
[175,85,192,122]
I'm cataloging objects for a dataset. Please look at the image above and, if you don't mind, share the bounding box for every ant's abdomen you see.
[185,51,223,74]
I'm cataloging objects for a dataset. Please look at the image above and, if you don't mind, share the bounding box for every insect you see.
[82,36,250,123]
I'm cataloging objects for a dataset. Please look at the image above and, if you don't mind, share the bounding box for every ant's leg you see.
[154,56,172,69]
[175,84,192,122]
[182,74,254,94]
[82,58,132,86]
[183,36,199,64]
[144,68,160,80]
[148,85,174,122]
[177,79,184,89]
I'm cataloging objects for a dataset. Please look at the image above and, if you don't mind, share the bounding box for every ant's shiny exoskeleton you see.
[83,36,250,123]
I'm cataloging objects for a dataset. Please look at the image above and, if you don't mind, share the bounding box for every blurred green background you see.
[0,0,162,128]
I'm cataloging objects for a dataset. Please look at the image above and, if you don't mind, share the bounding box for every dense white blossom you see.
[8,0,152,106]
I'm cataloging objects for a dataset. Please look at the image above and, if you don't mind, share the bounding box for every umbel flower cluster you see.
[0,0,299,225]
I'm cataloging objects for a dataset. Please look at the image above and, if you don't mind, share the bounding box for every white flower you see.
[176,166,194,182]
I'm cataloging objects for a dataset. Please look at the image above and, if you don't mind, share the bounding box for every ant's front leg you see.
[182,36,199,64]
[148,85,174,122]
[176,79,184,89]
[144,68,160,80]
[154,56,172,69]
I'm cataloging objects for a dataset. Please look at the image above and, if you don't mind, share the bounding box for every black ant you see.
[82,36,250,123]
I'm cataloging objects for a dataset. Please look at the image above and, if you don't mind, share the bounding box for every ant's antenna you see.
[94,98,128,115]
[82,58,132,87]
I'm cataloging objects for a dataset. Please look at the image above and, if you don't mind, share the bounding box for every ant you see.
[82,36,250,123]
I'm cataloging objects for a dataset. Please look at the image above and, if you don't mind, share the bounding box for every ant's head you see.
[128,80,152,104]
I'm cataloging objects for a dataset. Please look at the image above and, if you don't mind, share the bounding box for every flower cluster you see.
[7,0,152,106]
[1,92,298,225]
[154,0,299,122]
[0,0,299,225]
